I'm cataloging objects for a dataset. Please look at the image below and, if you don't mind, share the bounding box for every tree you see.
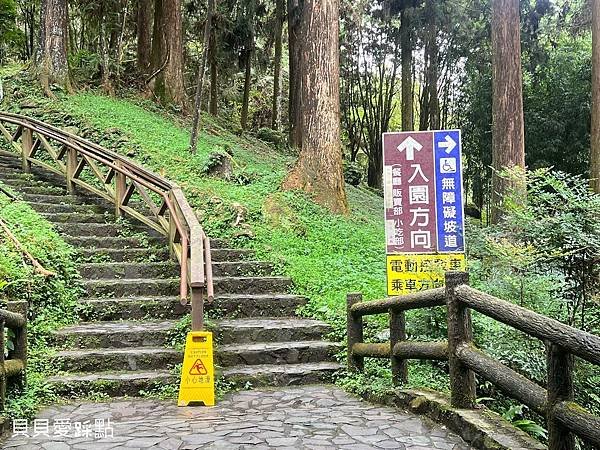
[137,0,153,72]
[419,0,440,131]
[490,0,525,223]
[271,0,286,129]
[149,0,186,107]
[37,0,72,95]
[592,0,600,193]
[239,1,257,131]
[400,4,413,131]
[208,8,218,116]
[287,0,303,148]
[282,0,348,214]
[190,0,216,153]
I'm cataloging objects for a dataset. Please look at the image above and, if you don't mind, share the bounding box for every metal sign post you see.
[383,130,467,296]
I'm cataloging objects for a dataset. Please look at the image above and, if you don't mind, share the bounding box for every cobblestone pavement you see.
[2,386,473,449]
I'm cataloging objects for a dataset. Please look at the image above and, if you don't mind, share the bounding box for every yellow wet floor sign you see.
[178,331,215,406]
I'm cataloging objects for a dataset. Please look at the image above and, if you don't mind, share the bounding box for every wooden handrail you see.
[0,112,213,330]
[347,271,600,450]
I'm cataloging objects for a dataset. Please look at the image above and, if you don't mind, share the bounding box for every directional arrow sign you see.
[438,135,457,154]
[397,136,423,161]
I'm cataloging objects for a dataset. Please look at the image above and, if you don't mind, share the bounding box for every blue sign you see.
[433,130,465,252]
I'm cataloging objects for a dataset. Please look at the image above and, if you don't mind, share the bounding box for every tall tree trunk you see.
[419,0,439,131]
[150,0,163,71]
[491,0,525,223]
[37,0,72,95]
[100,5,113,94]
[115,1,129,78]
[137,0,153,72]
[209,23,218,116]
[401,7,413,131]
[592,0,600,193]
[427,0,440,130]
[189,0,215,153]
[272,0,285,130]
[240,50,253,130]
[150,0,186,108]
[282,0,348,214]
[288,0,303,148]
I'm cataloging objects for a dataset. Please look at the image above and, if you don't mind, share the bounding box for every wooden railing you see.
[347,272,600,450]
[0,302,27,412]
[0,112,213,330]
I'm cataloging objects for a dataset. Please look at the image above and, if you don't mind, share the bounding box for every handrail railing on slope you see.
[347,271,600,450]
[0,112,213,330]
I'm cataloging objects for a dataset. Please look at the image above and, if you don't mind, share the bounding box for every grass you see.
[0,184,81,420]
[57,92,389,326]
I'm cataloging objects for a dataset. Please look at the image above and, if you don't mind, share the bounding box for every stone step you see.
[79,262,179,279]
[47,361,342,398]
[77,247,169,263]
[209,294,307,318]
[75,297,189,321]
[217,341,341,367]
[65,235,166,250]
[27,201,107,214]
[0,152,19,162]
[81,278,179,297]
[211,248,254,261]
[214,276,292,294]
[0,172,66,189]
[76,246,242,264]
[2,184,65,195]
[52,318,334,353]
[55,221,163,238]
[75,293,307,321]
[213,318,331,345]
[222,362,341,387]
[81,276,293,297]
[0,169,67,186]
[78,260,274,280]
[40,211,113,223]
[19,192,108,205]
[47,370,176,398]
[51,320,177,348]
[52,347,182,372]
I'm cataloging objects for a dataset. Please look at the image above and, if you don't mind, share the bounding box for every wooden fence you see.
[347,271,600,450]
[0,112,213,330]
[0,301,27,412]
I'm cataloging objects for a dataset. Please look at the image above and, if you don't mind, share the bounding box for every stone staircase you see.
[0,149,341,397]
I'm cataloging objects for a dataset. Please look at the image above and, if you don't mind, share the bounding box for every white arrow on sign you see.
[397,136,423,161]
[439,135,457,154]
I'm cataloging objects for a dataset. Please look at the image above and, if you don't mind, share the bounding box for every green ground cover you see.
[0,183,80,419]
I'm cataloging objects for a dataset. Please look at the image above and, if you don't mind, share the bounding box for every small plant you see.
[502,404,547,440]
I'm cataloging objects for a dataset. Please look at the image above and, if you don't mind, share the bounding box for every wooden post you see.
[21,128,32,173]
[547,343,575,450]
[191,287,204,331]
[115,161,126,218]
[8,301,27,391]
[446,271,476,408]
[66,146,77,194]
[347,293,364,372]
[168,193,177,260]
[390,309,408,385]
[0,319,5,412]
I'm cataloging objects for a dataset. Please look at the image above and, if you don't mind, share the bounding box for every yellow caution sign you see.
[178,331,215,407]
[387,253,466,296]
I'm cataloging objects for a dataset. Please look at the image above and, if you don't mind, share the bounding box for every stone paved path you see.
[2,386,473,449]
